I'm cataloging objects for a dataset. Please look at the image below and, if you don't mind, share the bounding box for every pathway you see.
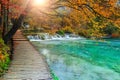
[1,30,52,80]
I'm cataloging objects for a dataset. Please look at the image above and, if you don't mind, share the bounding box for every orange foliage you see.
[0,53,5,61]
[111,33,120,38]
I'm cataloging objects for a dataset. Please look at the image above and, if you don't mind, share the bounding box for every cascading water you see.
[27,33,84,41]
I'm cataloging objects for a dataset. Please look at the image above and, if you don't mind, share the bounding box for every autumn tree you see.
[54,0,120,37]
[1,0,120,43]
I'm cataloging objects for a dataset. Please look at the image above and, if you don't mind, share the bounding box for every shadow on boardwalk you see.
[1,30,52,80]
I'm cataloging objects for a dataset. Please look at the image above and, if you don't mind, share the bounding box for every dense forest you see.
[23,0,120,38]
[1,0,120,40]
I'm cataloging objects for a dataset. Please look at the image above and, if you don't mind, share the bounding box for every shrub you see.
[0,38,10,76]
[111,32,120,38]
[103,22,119,35]
[56,30,65,35]
[78,29,91,38]
[62,26,74,34]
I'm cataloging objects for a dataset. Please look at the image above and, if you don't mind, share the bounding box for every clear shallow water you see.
[32,39,120,80]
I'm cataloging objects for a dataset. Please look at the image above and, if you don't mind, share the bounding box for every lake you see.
[32,39,120,80]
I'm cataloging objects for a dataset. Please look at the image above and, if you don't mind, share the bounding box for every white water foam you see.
[27,33,85,41]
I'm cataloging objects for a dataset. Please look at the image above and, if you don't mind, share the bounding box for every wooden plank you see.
[1,30,52,80]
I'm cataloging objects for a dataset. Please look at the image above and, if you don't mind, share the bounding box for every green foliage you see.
[77,28,91,38]
[94,16,103,23]
[41,35,45,40]
[50,70,59,80]
[55,26,74,35]
[62,26,74,34]
[0,38,10,76]
[103,22,119,35]
[56,30,65,35]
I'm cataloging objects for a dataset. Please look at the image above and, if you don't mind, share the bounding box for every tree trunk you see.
[2,0,30,44]
[3,14,24,44]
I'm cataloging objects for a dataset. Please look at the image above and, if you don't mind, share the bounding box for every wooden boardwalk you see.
[1,30,52,80]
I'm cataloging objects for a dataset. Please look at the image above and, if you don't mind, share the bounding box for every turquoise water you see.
[32,39,120,80]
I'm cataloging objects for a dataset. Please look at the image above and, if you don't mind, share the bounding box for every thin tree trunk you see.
[1,0,9,38]
[3,0,31,43]
[3,14,24,44]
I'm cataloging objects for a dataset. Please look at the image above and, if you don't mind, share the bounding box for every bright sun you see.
[33,0,47,6]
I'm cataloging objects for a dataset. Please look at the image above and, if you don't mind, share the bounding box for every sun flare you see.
[33,0,47,6]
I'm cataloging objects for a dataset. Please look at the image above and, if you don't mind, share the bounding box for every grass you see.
[50,69,59,80]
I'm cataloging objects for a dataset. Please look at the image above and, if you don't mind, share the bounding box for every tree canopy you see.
[0,0,120,43]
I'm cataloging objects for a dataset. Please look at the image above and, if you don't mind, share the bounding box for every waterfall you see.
[27,33,85,41]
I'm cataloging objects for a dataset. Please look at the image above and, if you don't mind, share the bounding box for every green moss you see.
[50,69,59,80]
